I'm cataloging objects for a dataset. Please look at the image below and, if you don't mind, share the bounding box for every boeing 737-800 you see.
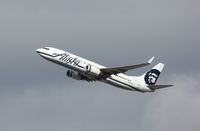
[36,47,173,92]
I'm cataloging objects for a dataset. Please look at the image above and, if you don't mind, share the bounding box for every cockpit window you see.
[43,47,50,50]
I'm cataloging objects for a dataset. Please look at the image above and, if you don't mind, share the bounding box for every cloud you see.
[0,81,146,131]
[0,74,199,131]
[0,0,199,86]
[0,0,200,131]
[141,74,200,131]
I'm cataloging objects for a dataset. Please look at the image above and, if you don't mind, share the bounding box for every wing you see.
[100,56,155,75]
[148,85,173,90]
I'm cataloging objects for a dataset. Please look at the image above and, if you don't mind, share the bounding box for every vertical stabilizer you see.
[142,63,165,85]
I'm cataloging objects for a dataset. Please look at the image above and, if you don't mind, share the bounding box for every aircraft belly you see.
[103,78,136,91]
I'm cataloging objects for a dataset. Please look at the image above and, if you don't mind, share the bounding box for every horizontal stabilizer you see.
[148,85,173,90]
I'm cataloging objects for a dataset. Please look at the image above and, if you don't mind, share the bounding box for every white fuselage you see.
[36,47,151,92]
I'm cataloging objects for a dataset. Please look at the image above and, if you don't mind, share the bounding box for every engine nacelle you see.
[85,64,101,76]
[66,70,82,80]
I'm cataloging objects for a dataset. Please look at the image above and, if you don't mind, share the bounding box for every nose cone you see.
[36,48,45,58]
[36,48,42,53]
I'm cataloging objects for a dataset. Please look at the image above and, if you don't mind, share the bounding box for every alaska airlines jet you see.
[36,47,173,92]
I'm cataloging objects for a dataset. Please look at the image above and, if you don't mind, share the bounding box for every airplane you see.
[36,47,173,92]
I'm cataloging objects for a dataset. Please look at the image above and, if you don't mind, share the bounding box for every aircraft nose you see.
[36,48,42,53]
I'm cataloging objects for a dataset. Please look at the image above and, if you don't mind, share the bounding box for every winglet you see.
[147,56,155,64]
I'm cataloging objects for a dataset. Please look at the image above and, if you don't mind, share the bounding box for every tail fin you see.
[142,63,164,85]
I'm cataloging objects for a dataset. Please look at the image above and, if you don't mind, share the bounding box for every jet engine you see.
[66,70,82,80]
[85,64,101,76]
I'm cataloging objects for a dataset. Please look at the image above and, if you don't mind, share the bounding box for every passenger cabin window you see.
[43,47,50,50]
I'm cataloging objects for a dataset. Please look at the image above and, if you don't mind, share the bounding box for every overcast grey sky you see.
[0,0,200,131]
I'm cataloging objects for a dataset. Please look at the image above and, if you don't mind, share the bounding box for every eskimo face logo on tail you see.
[144,69,160,85]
